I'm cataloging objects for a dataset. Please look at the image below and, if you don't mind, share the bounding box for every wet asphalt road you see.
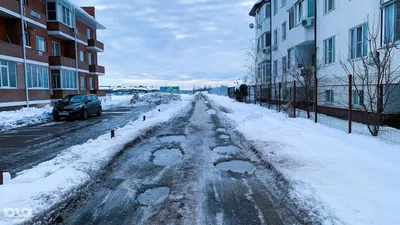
[47,97,300,225]
[0,104,153,176]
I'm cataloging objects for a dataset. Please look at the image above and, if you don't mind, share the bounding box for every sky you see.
[72,0,256,89]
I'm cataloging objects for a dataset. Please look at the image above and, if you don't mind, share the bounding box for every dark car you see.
[53,94,102,121]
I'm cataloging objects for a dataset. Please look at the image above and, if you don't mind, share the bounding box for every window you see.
[281,22,287,41]
[21,0,27,6]
[0,60,17,88]
[52,73,61,89]
[61,69,77,89]
[26,64,49,88]
[325,90,334,102]
[24,32,30,47]
[273,29,278,46]
[289,9,294,29]
[350,24,368,59]
[58,3,71,26]
[80,51,85,62]
[87,28,92,40]
[80,76,86,90]
[308,0,315,17]
[383,2,400,43]
[265,3,271,19]
[89,77,94,90]
[88,53,93,65]
[288,48,294,69]
[295,0,304,24]
[281,0,286,7]
[273,0,278,15]
[52,41,61,56]
[273,60,278,76]
[353,90,364,105]
[265,32,271,47]
[36,36,46,52]
[47,2,57,20]
[324,36,335,64]
[324,0,334,14]
[282,56,287,74]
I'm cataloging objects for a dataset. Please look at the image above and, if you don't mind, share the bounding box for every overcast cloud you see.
[72,0,255,89]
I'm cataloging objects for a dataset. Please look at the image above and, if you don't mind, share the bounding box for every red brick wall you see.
[0,18,6,42]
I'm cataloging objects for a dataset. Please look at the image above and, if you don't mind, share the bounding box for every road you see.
[0,104,153,176]
[42,97,301,225]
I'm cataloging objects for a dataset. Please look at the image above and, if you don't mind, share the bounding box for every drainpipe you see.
[20,0,29,107]
[73,9,80,94]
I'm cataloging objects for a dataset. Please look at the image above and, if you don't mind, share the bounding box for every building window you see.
[0,60,17,88]
[353,90,364,105]
[80,76,86,90]
[265,32,271,47]
[273,60,278,76]
[88,53,93,65]
[47,2,57,20]
[87,28,92,40]
[308,0,315,17]
[24,32,30,47]
[282,56,287,74]
[325,90,334,103]
[324,0,335,14]
[281,22,287,41]
[36,35,46,52]
[289,9,294,29]
[281,0,286,7]
[89,77,94,90]
[26,64,49,88]
[350,24,368,59]
[383,2,400,43]
[273,0,278,15]
[273,29,278,46]
[288,48,294,69]
[295,0,304,24]
[52,73,61,89]
[58,3,71,26]
[52,41,61,56]
[265,3,271,19]
[80,51,85,62]
[61,69,77,89]
[324,36,335,64]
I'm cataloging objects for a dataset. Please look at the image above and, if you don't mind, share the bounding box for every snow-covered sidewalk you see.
[0,95,194,225]
[207,94,400,225]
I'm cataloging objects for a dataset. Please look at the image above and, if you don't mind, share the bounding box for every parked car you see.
[53,94,102,121]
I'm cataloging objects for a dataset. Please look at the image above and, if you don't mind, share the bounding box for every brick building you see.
[0,0,105,108]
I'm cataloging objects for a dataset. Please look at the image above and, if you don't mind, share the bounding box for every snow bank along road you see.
[36,96,304,225]
[0,104,152,177]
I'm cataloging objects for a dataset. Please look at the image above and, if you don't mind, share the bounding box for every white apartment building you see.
[250,0,400,120]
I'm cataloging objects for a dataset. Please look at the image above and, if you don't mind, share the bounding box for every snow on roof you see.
[249,0,269,17]
[60,0,106,29]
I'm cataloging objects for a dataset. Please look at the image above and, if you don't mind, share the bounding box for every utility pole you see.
[313,0,318,123]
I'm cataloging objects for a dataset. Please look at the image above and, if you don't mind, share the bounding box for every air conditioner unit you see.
[262,47,271,54]
[301,18,314,27]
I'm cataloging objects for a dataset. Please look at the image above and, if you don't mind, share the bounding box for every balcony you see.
[0,41,23,59]
[47,22,87,45]
[49,56,75,68]
[87,39,104,52]
[0,0,20,18]
[79,61,89,71]
[26,47,49,63]
[89,65,105,76]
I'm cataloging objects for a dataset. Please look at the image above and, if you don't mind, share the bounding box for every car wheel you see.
[82,110,89,120]
[97,107,102,116]
[53,116,60,121]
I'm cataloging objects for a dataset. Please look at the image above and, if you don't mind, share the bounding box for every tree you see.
[340,19,400,136]
[244,37,262,104]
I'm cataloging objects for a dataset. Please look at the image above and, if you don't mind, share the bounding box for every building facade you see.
[0,0,105,108]
[249,0,400,119]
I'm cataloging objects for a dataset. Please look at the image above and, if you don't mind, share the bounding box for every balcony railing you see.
[89,65,105,75]
[87,39,104,52]
[47,22,87,44]
[0,41,23,58]
[79,61,89,71]
[0,0,20,16]
[26,47,49,63]
[49,56,75,68]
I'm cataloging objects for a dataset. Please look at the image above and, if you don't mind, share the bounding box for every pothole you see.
[206,109,217,115]
[152,149,183,166]
[216,128,227,133]
[219,134,230,140]
[158,135,186,143]
[137,187,170,206]
[215,160,256,174]
[212,145,239,154]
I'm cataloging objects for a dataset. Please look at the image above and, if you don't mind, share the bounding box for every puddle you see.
[219,134,230,140]
[216,128,227,133]
[153,149,183,166]
[213,146,239,154]
[137,187,170,205]
[205,101,209,104]
[158,135,186,143]
[206,109,217,115]
[215,160,256,174]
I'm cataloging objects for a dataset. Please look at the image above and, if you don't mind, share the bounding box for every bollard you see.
[143,115,146,121]
[0,171,3,185]
[111,130,115,139]
[158,109,160,112]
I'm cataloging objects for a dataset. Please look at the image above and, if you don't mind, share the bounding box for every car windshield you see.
[69,96,86,103]
[60,96,72,103]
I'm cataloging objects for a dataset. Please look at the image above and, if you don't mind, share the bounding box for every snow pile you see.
[0,105,53,130]
[0,95,194,225]
[101,95,135,110]
[207,94,400,225]
[136,93,182,105]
